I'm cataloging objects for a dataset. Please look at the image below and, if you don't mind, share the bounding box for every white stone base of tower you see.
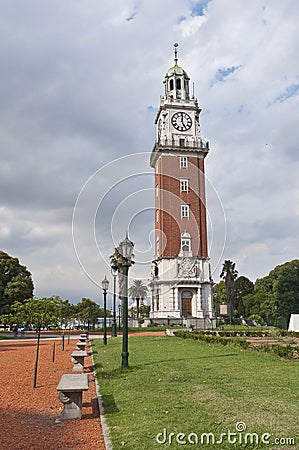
[149,256,215,329]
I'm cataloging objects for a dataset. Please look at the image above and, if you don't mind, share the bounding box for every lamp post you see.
[118,233,134,368]
[102,276,109,346]
[111,267,118,337]
[118,304,121,330]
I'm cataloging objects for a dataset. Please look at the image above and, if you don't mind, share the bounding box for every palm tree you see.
[128,280,148,320]
[220,260,238,324]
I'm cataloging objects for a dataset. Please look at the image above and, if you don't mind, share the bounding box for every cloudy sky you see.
[1,0,298,306]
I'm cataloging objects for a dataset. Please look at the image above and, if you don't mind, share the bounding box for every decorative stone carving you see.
[150,262,158,278]
[178,258,197,278]
[58,391,72,404]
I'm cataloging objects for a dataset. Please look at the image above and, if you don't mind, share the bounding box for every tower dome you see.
[166,63,188,77]
[164,43,190,100]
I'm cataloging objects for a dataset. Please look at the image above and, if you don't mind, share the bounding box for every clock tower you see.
[149,44,215,328]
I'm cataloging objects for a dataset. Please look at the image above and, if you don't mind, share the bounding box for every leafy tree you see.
[129,304,150,320]
[75,298,105,330]
[212,280,227,317]
[242,260,299,328]
[235,276,254,316]
[0,251,34,315]
[270,260,299,328]
[59,299,76,329]
[8,296,67,389]
[128,280,148,319]
[212,281,227,304]
[220,260,238,324]
[10,297,62,329]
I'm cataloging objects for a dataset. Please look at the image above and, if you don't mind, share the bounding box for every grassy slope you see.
[92,336,298,449]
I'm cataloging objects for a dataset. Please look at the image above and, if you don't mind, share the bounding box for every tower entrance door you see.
[181,290,193,317]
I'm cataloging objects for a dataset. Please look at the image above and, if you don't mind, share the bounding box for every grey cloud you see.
[0,0,298,301]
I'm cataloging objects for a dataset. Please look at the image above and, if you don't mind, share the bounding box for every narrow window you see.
[169,79,174,91]
[185,80,190,99]
[156,184,159,197]
[181,204,189,219]
[156,209,159,223]
[176,78,181,89]
[180,156,188,168]
[180,179,188,192]
[179,138,185,147]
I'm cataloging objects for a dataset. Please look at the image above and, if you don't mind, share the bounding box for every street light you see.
[101,276,109,346]
[118,304,121,330]
[111,267,118,337]
[118,233,134,368]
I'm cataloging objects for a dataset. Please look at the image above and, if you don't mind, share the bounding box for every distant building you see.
[149,44,215,329]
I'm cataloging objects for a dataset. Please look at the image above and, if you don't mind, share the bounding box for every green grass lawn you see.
[92,336,298,450]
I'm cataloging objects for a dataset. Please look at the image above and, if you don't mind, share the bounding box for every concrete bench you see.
[71,350,87,372]
[76,341,86,351]
[80,333,87,341]
[56,373,89,422]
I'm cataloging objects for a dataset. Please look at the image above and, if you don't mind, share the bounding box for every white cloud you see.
[176,14,207,37]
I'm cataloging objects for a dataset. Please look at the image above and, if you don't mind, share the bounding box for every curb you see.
[90,342,113,450]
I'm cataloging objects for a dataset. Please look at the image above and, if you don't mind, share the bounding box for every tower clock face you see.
[171,112,192,131]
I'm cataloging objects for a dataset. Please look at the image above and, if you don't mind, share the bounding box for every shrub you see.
[174,330,299,359]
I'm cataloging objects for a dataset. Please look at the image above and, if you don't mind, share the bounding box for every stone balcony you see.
[150,138,209,167]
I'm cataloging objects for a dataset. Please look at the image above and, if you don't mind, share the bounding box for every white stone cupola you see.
[163,43,190,101]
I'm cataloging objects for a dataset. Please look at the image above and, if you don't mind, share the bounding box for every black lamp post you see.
[102,276,109,346]
[118,233,134,368]
[118,304,121,330]
[111,267,118,337]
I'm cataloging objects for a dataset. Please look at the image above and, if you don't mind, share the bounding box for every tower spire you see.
[174,42,178,65]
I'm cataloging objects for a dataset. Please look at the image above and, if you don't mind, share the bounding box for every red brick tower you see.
[149,44,214,327]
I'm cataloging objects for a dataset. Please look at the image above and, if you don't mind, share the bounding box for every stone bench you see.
[56,373,89,422]
[80,333,87,341]
[71,350,87,372]
[76,341,86,351]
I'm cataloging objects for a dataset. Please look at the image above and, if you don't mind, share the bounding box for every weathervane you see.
[174,42,178,65]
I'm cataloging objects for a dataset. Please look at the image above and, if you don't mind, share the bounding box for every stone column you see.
[174,287,179,311]
[206,284,213,317]
[196,286,204,318]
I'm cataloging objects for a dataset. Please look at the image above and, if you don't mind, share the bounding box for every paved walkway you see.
[0,338,106,449]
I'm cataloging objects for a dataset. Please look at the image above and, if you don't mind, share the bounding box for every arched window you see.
[176,78,181,89]
[181,239,190,252]
[181,232,191,253]
[169,79,174,91]
[181,290,193,298]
